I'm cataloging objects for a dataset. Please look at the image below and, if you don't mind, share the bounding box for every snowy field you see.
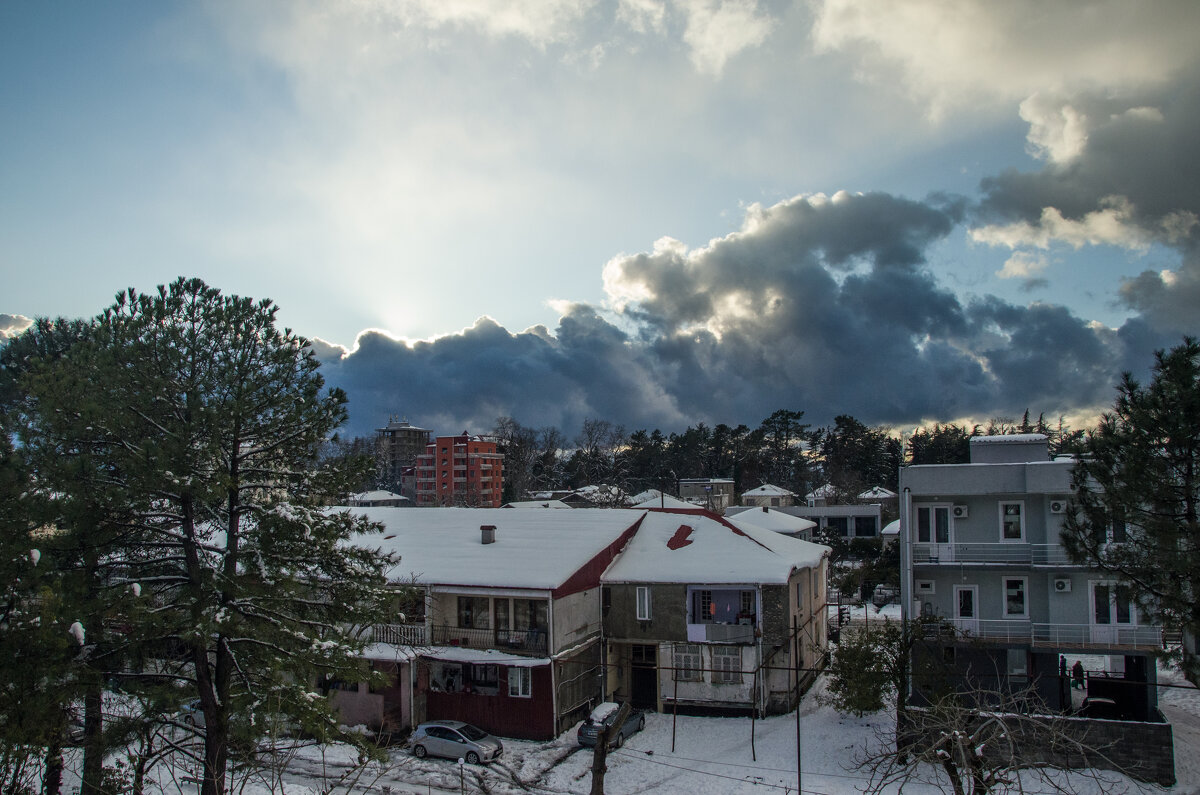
[109,671,1200,795]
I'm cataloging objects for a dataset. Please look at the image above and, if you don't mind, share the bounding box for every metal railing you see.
[430,624,549,655]
[372,623,427,646]
[913,543,1078,565]
[941,619,1163,650]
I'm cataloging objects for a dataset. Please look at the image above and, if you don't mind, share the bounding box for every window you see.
[712,646,742,684]
[695,590,714,623]
[1007,648,1028,678]
[740,591,754,615]
[916,505,950,543]
[457,596,490,629]
[507,667,531,698]
[915,579,936,596]
[636,587,652,621]
[673,644,702,681]
[1003,578,1028,617]
[827,516,849,536]
[855,516,877,537]
[999,502,1024,542]
[796,582,804,611]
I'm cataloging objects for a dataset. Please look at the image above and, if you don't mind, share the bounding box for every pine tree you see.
[15,280,398,795]
[1062,337,1200,684]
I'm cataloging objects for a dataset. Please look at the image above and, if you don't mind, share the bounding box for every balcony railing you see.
[942,619,1162,650]
[686,622,756,644]
[430,624,549,656]
[371,623,428,645]
[913,543,1077,565]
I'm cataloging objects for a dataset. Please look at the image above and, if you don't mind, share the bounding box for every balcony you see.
[913,543,1077,565]
[430,625,549,656]
[941,619,1163,651]
[686,622,756,644]
[372,623,428,645]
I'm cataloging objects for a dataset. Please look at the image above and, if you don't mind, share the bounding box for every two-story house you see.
[601,509,830,716]
[351,507,644,740]
[899,434,1175,784]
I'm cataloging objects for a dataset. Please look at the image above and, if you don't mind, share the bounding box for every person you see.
[1071,660,1085,690]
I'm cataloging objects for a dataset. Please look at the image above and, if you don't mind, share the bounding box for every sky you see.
[3,1,1199,440]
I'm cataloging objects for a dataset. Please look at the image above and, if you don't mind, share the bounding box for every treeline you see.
[356,408,1088,504]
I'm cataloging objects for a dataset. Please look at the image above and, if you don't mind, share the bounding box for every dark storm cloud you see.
[318,190,1164,439]
[976,67,1200,334]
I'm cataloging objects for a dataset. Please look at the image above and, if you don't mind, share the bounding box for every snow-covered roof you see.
[857,486,897,499]
[881,519,900,536]
[602,509,829,585]
[805,484,838,500]
[971,433,1049,444]
[727,508,817,535]
[350,490,409,503]
[361,642,418,662]
[420,647,548,668]
[501,500,573,509]
[740,484,796,497]
[630,494,695,509]
[347,507,640,590]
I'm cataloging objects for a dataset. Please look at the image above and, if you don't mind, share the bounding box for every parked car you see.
[577,702,645,749]
[409,720,503,764]
[180,699,206,728]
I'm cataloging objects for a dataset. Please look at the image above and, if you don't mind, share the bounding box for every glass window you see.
[673,643,702,681]
[855,516,877,537]
[695,590,714,623]
[636,587,652,621]
[827,516,849,536]
[917,506,931,543]
[712,646,742,684]
[1004,578,1027,617]
[740,591,754,615]
[1000,502,1024,541]
[514,599,547,631]
[507,667,531,698]
[457,596,490,629]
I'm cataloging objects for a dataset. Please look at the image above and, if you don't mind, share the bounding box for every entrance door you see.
[954,585,978,635]
[916,505,954,562]
[1090,582,1134,645]
[630,644,658,709]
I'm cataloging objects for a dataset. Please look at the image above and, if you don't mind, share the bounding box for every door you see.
[953,585,978,635]
[1090,582,1134,645]
[630,644,658,709]
[916,505,954,562]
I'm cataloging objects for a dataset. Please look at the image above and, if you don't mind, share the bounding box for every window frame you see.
[507,666,531,698]
[673,643,702,682]
[1003,576,1029,618]
[636,586,652,621]
[999,501,1025,543]
[712,646,742,684]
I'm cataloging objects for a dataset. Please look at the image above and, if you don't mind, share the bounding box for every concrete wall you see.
[552,587,602,653]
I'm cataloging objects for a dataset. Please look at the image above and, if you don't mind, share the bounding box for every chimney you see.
[762,506,769,513]
[481,525,496,544]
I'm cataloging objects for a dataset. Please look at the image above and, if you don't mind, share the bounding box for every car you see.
[577,702,645,749]
[409,720,503,764]
[180,699,206,728]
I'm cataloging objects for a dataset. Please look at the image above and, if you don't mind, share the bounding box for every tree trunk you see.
[80,678,104,795]
[42,736,64,795]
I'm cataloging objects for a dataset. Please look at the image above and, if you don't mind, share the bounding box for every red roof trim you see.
[666,524,695,550]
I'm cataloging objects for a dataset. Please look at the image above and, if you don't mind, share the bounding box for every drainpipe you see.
[549,591,558,737]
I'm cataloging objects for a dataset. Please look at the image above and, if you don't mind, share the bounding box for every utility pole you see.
[589,702,632,795]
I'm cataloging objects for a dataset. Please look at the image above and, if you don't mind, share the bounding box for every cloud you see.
[318,191,1165,439]
[0,314,33,341]
[676,0,774,76]
[811,0,1200,118]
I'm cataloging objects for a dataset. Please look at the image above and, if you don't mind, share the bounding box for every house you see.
[414,432,505,507]
[348,490,410,508]
[899,434,1175,785]
[348,507,643,740]
[726,506,817,541]
[740,484,798,508]
[601,508,830,717]
[677,478,736,511]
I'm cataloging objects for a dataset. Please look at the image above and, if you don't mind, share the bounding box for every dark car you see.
[577,702,645,749]
[409,720,503,764]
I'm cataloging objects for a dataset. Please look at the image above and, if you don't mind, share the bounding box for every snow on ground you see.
[199,674,1198,795]
[58,669,1200,794]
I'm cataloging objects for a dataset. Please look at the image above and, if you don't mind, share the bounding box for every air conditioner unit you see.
[1054,578,1072,593]
[952,505,969,519]
[1049,499,1068,514]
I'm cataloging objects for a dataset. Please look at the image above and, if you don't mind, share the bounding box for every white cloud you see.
[971,197,1154,251]
[383,0,596,46]
[617,0,667,34]
[676,0,774,76]
[0,313,33,340]
[995,252,1050,281]
[811,0,1200,117]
